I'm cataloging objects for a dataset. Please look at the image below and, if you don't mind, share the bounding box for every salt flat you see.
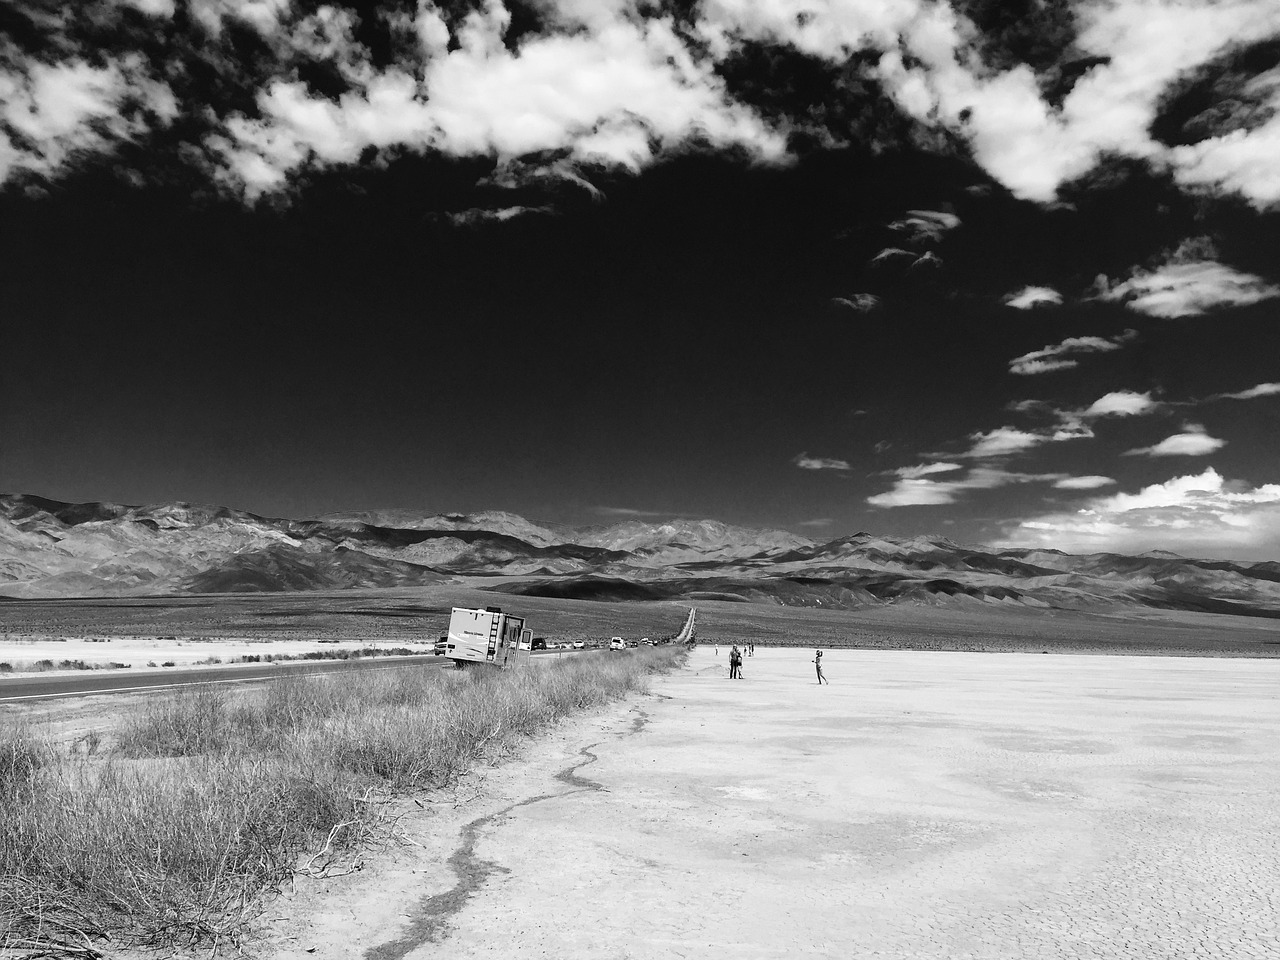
[312,645,1280,960]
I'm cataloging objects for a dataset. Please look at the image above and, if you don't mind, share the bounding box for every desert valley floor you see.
[249,645,1279,960]
[3,591,1278,959]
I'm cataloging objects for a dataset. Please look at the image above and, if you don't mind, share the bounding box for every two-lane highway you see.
[0,648,583,704]
[0,654,454,704]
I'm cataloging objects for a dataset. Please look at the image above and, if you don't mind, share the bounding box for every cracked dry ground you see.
[257,648,1280,960]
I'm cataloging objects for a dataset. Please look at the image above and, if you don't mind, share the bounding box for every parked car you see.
[572,640,586,650]
[434,638,448,655]
[531,637,547,651]
[609,637,626,651]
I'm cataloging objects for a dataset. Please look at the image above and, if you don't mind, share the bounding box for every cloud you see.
[957,426,1047,458]
[446,204,554,226]
[1094,259,1280,318]
[890,462,964,479]
[1124,424,1227,457]
[797,518,834,528]
[4,0,1280,210]
[1170,70,1280,210]
[1004,286,1063,310]
[868,465,1063,508]
[831,294,879,313]
[887,208,960,244]
[0,54,177,184]
[207,4,789,199]
[1208,382,1280,401]
[999,468,1280,560]
[1008,331,1137,376]
[1053,475,1116,490]
[1082,390,1159,418]
[593,506,670,517]
[794,453,851,472]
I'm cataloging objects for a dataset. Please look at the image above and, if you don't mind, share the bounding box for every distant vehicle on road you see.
[531,637,547,651]
[434,637,448,655]
[626,640,639,649]
[572,640,586,650]
[609,637,626,651]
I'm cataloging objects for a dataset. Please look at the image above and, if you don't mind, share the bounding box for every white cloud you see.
[1124,424,1227,457]
[0,54,177,184]
[887,208,960,243]
[1083,390,1159,418]
[794,453,851,472]
[797,518,834,528]
[891,462,964,479]
[1209,382,1280,401]
[1095,259,1280,318]
[1053,475,1116,490]
[1170,70,1280,210]
[958,426,1047,458]
[1008,332,1135,376]
[999,468,1280,560]
[1004,285,1063,310]
[210,6,789,198]
[868,465,1063,508]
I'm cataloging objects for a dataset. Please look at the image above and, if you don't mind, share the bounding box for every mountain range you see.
[2,494,1279,620]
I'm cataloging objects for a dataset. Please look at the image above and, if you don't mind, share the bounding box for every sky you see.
[2,0,1279,560]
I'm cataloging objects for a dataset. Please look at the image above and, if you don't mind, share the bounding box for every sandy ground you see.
[253,647,1280,960]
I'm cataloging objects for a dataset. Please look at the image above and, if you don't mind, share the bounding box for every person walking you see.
[813,648,828,685]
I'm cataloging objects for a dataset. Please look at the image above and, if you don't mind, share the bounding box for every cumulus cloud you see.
[868,465,1063,508]
[0,54,177,183]
[1170,69,1280,210]
[7,0,1280,208]
[1208,382,1280,401]
[208,3,789,198]
[1008,331,1137,376]
[1095,259,1280,318]
[794,453,851,472]
[999,468,1280,560]
[1123,424,1227,457]
[1004,286,1063,310]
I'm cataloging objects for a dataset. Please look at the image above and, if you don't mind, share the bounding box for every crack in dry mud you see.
[364,729,621,960]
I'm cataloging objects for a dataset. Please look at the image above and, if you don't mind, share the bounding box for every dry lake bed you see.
[258,645,1280,960]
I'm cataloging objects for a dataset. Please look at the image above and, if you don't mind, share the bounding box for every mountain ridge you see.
[2,494,1278,620]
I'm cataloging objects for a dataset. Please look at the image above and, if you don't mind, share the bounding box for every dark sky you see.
[3,0,1280,559]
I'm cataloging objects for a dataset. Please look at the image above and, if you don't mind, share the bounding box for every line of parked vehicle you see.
[431,635,658,655]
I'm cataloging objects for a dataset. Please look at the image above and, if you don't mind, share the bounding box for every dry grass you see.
[0,647,686,955]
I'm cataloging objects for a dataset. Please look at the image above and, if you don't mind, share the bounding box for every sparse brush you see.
[2,646,686,953]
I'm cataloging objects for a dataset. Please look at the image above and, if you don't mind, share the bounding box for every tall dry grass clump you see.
[1,646,685,954]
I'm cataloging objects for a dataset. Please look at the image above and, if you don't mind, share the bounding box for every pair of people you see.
[729,644,744,679]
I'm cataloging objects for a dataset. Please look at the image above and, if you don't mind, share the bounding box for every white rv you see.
[446,606,532,669]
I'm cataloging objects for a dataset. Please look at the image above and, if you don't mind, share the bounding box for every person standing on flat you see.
[813,649,828,684]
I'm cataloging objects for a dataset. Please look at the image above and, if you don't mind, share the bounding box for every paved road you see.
[0,653,587,703]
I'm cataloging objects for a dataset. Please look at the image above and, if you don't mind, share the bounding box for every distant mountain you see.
[2,494,1278,620]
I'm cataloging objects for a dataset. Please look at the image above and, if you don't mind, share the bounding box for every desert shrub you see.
[4,646,687,951]
[0,663,12,673]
